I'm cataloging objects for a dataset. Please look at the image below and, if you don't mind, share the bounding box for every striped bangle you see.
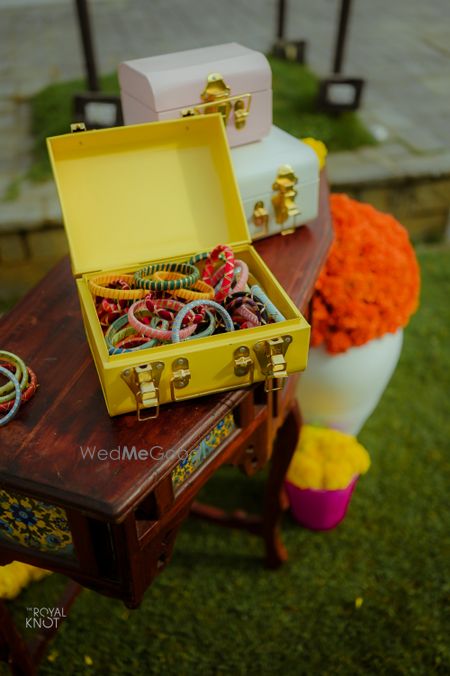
[212,259,249,296]
[0,366,21,426]
[144,297,201,325]
[186,310,217,340]
[134,262,199,291]
[234,305,260,327]
[89,274,146,300]
[152,271,214,300]
[129,300,198,341]
[116,335,153,349]
[225,294,259,314]
[251,285,286,322]
[105,314,161,355]
[0,352,29,403]
[171,300,234,343]
[0,351,27,397]
[201,245,235,302]
[0,367,38,413]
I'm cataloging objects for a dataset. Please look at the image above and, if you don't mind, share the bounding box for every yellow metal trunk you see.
[47,115,310,418]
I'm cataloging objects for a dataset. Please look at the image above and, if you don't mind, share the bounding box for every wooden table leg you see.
[190,398,301,568]
[0,601,36,676]
[263,399,302,569]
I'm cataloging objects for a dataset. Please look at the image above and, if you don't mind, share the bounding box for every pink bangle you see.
[202,244,235,302]
[234,305,260,327]
[145,297,203,325]
[128,300,197,341]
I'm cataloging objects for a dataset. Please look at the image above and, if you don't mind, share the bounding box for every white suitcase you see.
[118,43,272,148]
[230,125,320,240]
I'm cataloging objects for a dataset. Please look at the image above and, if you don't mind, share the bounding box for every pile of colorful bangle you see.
[0,351,38,427]
[88,244,286,356]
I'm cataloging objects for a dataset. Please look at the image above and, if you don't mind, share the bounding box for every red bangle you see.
[201,244,235,302]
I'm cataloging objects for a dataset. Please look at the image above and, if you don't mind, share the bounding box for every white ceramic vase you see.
[296,330,404,435]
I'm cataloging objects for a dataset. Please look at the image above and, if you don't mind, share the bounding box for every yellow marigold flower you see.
[322,460,354,490]
[300,137,328,170]
[0,563,51,600]
[287,453,323,490]
[287,425,370,490]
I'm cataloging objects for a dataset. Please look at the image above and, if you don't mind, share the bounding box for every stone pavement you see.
[0,0,449,295]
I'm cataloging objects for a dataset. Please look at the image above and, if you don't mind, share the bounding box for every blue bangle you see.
[250,285,286,322]
[172,301,234,343]
[0,366,21,426]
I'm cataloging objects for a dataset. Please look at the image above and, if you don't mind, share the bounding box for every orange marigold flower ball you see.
[311,194,420,354]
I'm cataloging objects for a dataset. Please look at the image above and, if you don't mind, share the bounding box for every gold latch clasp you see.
[251,200,269,235]
[272,164,300,225]
[170,358,191,402]
[201,72,231,101]
[253,336,292,392]
[121,362,164,421]
[234,347,254,384]
[180,72,251,130]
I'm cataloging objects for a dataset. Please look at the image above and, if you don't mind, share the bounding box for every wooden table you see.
[0,173,332,674]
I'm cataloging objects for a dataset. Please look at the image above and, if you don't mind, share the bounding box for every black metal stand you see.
[317,0,365,113]
[73,0,123,128]
[272,0,307,64]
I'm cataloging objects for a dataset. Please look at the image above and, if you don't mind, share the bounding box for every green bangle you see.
[0,351,29,402]
[189,251,226,267]
[134,262,199,292]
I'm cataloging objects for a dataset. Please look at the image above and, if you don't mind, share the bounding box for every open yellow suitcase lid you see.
[47,115,250,276]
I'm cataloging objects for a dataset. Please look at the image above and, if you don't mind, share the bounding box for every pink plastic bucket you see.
[284,477,358,530]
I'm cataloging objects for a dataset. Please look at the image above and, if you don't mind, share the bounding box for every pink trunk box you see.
[118,43,272,148]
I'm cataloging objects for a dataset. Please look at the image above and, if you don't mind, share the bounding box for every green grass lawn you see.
[3,244,449,675]
[23,58,375,185]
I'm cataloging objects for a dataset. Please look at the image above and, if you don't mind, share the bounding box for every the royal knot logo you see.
[25,607,67,629]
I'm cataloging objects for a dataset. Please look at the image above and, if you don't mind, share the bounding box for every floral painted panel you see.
[172,412,236,492]
[0,489,73,555]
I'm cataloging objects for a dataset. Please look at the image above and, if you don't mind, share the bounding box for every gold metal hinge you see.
[121,362,164,421]
[180,72,251,130]
[233,346,254,384]
[251,200,269,235]
[272,164,300,225]
[253,336,292,392]
[170,358,191,402]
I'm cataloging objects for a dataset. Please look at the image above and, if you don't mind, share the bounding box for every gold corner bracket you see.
[121,362,164,421]
[253,336,292,392]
